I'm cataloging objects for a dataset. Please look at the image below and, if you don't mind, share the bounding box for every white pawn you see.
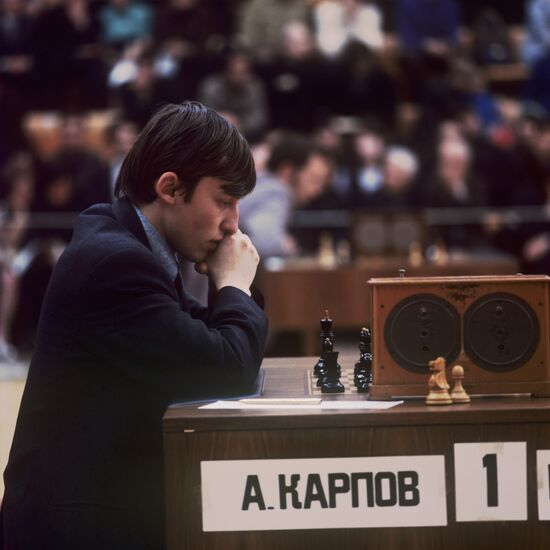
[450,365,470,403]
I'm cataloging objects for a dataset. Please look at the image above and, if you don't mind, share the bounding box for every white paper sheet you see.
[199,399,403,411]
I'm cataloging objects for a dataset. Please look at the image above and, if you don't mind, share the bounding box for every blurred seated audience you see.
[0,152,34,362]
[99,0,152,54]
[336,41,398,127]
[44,113,111,211]
[333,122,387,208]
[394,0,460,112]
[424,136,489,248]
[198,50,268,143]
[104,119,138,197]
[116,52,181,128]
[0,0,33,147]
[31,0,107,111]
[365,145,421,210]
[152,0,220,98]
[470,7,516,66]
[238,0,309,63]
[239,133,333,258]
[259,20,335,133]
[522,0,550,67]
[312,0,384,59]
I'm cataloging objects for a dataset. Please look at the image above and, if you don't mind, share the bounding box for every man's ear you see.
[154,172,182,205]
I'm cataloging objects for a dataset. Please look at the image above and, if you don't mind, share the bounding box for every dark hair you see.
[114,102,256,204]
[266,133,316,173]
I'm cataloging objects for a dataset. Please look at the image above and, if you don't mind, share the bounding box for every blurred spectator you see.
[0,0,33,148]
[470,7,515,66]
[312,0,384,58]
[259,20,333,132]
[424,137,488,248]
[44,114,111,211]
[337,41,398,127]
[395,0,460,108]
[198,50,268,142]
[365,145,421,209]
[99,0,152,53]
[30,0,107,110]
[239,133,333,258]
[117,52,180,128]
[238,0,309,63]
[0,153,34,361]
[526,53,550,117]
[338,123,387,208]
[104,119,138,197]
[395,0,460,56]
[152,0,217,97]
[523,0,550,67]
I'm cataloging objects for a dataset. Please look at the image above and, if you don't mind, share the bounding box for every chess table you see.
[163,357,550,550]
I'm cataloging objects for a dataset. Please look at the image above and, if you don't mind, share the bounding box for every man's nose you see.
[222,203,239,235]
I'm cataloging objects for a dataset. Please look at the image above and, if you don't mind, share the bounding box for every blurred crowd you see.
[1,0,550,359]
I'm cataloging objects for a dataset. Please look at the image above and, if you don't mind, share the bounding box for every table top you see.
[163,357,550,433]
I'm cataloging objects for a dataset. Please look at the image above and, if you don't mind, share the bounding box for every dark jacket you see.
[1,197,268,549]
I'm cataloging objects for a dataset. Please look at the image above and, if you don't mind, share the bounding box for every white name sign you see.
[201,455,447,532]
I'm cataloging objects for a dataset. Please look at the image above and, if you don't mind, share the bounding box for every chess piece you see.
[314,310,334,375]
[320,350,345,393]
[450,365,471,403]
[426,356,452,405]
[316,337,333,387]
[408,241,423,268]
[354,327,372,393]
[318,232,336,267]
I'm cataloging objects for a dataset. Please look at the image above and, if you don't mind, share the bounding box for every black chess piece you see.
[316,337,332,387]
[321,350,345,393]
[354,327,373,393]
[314,310,334,375]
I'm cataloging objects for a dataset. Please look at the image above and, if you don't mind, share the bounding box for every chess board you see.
[306,368,365,395]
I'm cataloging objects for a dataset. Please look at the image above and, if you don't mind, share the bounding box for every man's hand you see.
[195,230,259,296]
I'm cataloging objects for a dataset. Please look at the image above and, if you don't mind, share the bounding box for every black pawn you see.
[321,350,345,393]
[354,327,373,393]
[314,310,334,375]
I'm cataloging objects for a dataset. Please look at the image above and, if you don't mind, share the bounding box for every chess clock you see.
[368,274,550,399]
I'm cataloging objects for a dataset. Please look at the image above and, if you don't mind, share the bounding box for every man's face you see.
[293,154,332,205]
[165,176,239,262]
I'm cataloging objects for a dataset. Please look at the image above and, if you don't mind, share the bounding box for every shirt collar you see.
[132,203,179,281]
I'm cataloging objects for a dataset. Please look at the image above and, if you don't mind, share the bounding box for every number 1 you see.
[482,453,498,507]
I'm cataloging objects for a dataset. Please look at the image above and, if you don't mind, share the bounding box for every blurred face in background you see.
[355,131,385,165]
[225,54,251,87]
[292,153,332,205]
[437,140,471,185]
[384,149,418,194]
[281,21,314,60]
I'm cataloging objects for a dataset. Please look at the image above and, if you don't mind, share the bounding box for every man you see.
[1,102,268,549]
[239,134,332,258]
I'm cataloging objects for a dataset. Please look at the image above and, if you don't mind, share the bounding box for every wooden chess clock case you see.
[368,275,550,398]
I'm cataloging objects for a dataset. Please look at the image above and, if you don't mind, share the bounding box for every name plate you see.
[201,455,447,532]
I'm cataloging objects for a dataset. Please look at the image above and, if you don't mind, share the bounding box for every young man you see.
[1,102,268,549]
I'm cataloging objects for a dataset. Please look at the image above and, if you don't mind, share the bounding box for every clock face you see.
[464,293,540,372]
[384,293,461,374]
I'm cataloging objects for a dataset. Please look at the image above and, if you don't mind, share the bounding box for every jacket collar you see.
[112,196,150,250]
